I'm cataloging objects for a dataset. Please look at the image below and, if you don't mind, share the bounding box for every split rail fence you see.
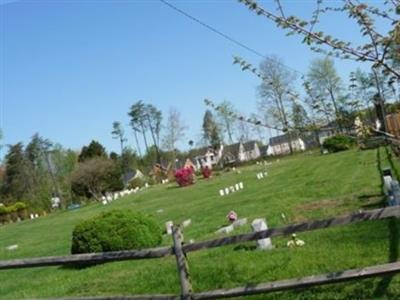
[1,205,400,299]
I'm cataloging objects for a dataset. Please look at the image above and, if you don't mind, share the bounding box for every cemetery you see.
[1,147,399,299]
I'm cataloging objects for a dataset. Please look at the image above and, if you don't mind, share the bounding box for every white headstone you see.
[165,221,173,235]
[102,200,107,205]
[30,214,34,220]
[34,213,39,219]
[251,218,272,250]
[6,244,18,251]
[239,182,244,189]
[225,187,230,195]
[216,225,234,234]
[229,186,235,193]
[384,175,393,195]
[233,218,247,227]
[235,184,240,191]
[219,189,225,196]
[156,209,164,214]
[182,219,191,228]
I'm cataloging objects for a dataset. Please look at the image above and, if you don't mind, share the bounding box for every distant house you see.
[189,141,262,169]
[242,141,261,161]
[267,133,321,156]
[190,145,224,170]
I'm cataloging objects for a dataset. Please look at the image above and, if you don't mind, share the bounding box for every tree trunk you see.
[134,130,142,157]
[146,115,161,164]
[141,123,150,154]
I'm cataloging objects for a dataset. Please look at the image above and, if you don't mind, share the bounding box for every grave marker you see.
[251,218,273,250]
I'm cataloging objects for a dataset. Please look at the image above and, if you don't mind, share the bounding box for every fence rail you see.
[1,206,400,299]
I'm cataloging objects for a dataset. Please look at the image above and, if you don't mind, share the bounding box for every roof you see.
[269,133,299,146]
[189,146,214,159]
[223,142,241,156]
[242,140,258,152]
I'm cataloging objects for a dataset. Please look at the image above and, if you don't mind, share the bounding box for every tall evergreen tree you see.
[202,110,222,147]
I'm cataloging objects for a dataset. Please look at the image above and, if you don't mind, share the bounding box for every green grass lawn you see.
[1,148,400,299]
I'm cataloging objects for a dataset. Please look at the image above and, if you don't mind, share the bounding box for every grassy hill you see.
[1,148,399,299]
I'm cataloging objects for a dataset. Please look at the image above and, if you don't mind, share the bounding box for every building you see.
[268,133,305,156]
[190,141,262,169]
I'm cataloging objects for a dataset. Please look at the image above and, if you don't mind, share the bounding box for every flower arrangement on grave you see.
[175,166,195,187]
[227,210,238,223]
[201,166,212,179]
[287,234,305,248]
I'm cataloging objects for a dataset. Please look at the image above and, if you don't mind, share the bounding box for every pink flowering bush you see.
[175,167,195,187]
[202,166,212,179]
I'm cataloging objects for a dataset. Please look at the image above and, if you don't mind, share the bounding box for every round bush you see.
[71,210,162,254]
[323,135,356,153]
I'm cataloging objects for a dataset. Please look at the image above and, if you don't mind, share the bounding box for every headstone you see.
[239,182,244,189]
[34,213,39,218]
[225,187,230,195]
[264,171,268,176]
[156,209,164,214]
[235,184,240,191]
[384,175,393,195]
[102,200,107,205]
[229,186,235,193]
[30,214,34,220]
[233,218,247,227]
[390,180,400,206]
[219,189,225,196]
[251,218,272,250]
[216,225,234,234]
[6,244,18,251]
[165,221,173,235]
[182,219,191,228]
[145,183,149,188]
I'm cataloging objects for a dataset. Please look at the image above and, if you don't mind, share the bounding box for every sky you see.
[0,0,391,157]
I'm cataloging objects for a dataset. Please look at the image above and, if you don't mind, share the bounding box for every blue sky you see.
[0,0,387,156]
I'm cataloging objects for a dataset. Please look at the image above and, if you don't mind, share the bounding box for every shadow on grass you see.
[373,147,400,297]
[373,217,399,298]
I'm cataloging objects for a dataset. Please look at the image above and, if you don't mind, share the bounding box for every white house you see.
[267,134,306,156]
[190,141,262,169]
[192,145,224,170]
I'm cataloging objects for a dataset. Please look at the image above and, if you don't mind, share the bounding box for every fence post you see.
[172,225,193,300]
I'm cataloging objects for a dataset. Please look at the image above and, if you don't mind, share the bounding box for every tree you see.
[78,141,107,162]
[111,122,127,155]
[71,157,123,201]
[291,102,309,134]
[1,143,30,203]
[307,57,345,130]
[216,100,236,144]
[236,120,251,142]
[162,108,186,153]
[26,134,62,208]
[145,104,163,154]
[128,101,149,156]
[238,0,400,80]
[258,55,296,153]
[202,110,222,147]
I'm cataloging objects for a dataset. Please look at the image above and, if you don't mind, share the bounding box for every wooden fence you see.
[1,205,400,299]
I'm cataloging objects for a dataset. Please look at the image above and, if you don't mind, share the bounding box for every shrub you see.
[323,135,356,153]
[14,202,28,220]
[175,167,195,187]
[0,206,10,224]
[71,210,162,254]
[202,166,212,179]
[128,177,145,189]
